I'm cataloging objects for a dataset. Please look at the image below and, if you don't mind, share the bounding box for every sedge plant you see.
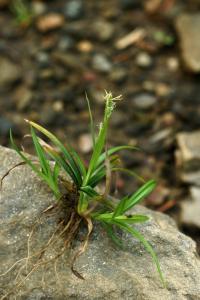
[8,91,165,285]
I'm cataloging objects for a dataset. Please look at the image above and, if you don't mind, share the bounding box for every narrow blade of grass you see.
[114,214,149,223]
[114,222,165,286]
[112,196,128,218]
[86,93,95,148]
[31,127,50,176]
[10,129,42,179]
[44,147,80,187]
[96,145,138,168]
[80,186,99,197]
[26,120,85,185]
[122,180,156,214]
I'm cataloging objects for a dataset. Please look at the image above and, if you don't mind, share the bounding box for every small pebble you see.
[78,134,93,153]
[31,1,47,16]
[36,13,65,32]
[132,93,157,109]
[58,36,75,51]
[93,20,114,41]
[77,40,93,53]
[92,54,112,73]
[64,0,84,20]
[167,57,179,72]
[52,101,64,112]
[135,52,153,68]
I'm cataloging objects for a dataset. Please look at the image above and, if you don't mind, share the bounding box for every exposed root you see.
[0,202,84,300]
[0,162,26,189]
[71,217,93,280]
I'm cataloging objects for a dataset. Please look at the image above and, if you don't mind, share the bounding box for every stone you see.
[14,85,33,111]
[77,40,93,53]
[167,57,179,72]
[0,145,200,299]
[132,93,157,109]
[109,67,127,83]
[78,133,93,153]
[36,13,65,33]
[58,36,75,51]
[93,20,114,42]
[0,57,22,88]
[135,52,153,68]
[175,14,200,72]
[64,0,84,20]
[31,1,47,16]
[92,54,112,73]
[181,171,200,187]
[180,187,200,228]
[176,130,200,171]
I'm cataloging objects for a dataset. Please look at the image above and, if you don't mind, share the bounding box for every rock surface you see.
[180,187,200,228]
[176,130,200,171]
[175,14,200,72]
[0,146,200,300]
[0,57,22,88]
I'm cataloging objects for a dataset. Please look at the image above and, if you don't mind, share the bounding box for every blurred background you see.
[0,0,200,250]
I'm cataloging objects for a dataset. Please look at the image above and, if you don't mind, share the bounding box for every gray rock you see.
[181,171,200,187]
[64,0,84,20]
[135,52,153,68]
[0,145,200,299]
[176,130,200,171]
[132,93,157,109]
[92,54,112,73]
[0,57,22,88]
[180,187,200,228]
[175,14,200,72]
[93,20,114,42]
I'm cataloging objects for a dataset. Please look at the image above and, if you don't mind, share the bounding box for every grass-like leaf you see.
[114,221,165,287]
[121,180,156,214]
[85,93,95,148]
[26,120,85,186]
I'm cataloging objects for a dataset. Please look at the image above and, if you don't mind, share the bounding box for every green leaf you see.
[88,155,119,187]
[84,121,108,185]
[95,212,113,222]
[112,195,129,218]
[96,145,138,169]
[53,162,60,182]
[31,127,50,176]
[86,93,95,148]
[27,120,85,186]
[80,186,99,197]
[44,147,80,187]
[10,129,42,179]
[114,222,165,286]
[114,214,149,224]
[10,129,61,199]
[122,180,156,214]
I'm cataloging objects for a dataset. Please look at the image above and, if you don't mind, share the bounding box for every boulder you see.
[0,145,200,299]
[0,57,22,88]
[180,187,200,228]
[175,14,200,72]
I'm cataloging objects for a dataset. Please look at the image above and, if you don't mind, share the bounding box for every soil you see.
[0,0,199,250]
